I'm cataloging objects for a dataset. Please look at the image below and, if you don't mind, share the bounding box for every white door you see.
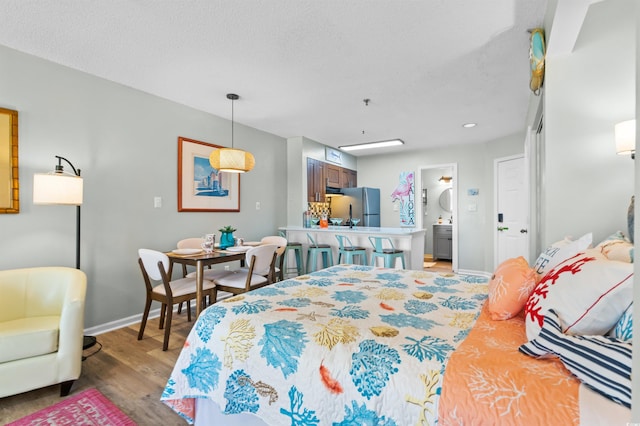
[495,156,529,267]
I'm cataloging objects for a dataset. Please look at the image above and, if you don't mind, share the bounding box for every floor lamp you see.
[33,155,96,350]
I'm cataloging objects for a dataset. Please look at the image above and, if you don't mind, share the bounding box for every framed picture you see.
[0,108,19,214]
[178,136,240,212]
[325,147,343,165]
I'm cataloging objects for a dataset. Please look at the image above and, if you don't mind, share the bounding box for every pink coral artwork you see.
[391,171,415,227]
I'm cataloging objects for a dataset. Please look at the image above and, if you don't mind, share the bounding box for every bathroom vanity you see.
[433,224,452,261]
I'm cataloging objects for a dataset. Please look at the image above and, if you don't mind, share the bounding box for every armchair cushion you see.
[0,267,86,398]
[0,316,60,363]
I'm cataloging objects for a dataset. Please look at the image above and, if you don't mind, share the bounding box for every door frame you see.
[493,154,530,269]
[417,163,458,271]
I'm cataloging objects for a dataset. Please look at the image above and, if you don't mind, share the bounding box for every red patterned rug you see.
[7,388,136,425]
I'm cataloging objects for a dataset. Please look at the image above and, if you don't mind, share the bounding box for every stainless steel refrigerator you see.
[331,187,381,227]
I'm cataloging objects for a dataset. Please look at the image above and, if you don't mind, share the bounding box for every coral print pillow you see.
[596,231,634,263]
[611,303,633,342]
[524,249,633,340]
[487,256,536,320]
[532,233,592,281]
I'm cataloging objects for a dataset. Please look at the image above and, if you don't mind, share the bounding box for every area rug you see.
[7,388,136,426]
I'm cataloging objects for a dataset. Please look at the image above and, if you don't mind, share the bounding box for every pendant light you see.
[209,93,255,173]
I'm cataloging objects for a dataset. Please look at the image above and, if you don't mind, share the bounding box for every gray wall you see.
[356,133,524,272]
[542,0,635,247]
[0,45,288,328]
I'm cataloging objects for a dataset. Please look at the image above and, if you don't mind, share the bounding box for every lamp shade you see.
[615,119,636,156]
[33,173,83,205]
[209,148,255,173]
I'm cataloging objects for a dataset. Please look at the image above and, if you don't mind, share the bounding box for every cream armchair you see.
[0,267,87,397]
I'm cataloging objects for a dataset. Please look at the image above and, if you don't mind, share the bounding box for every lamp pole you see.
[53,157,94,350]
[55,156,81,269]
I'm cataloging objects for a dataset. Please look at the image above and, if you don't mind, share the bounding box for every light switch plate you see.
[154,196,162,208]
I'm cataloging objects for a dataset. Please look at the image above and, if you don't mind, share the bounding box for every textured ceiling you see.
[0,0,547,156]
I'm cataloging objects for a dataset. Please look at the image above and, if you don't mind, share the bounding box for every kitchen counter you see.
[280,226,425,270]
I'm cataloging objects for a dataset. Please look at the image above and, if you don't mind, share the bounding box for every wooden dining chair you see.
[260,235,287,281]
[137,248,217,351]
[175,237,208,312]
[212,244,278,295]
[176,237,206,276]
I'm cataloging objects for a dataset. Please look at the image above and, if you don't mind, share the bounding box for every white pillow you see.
[532,233,592,280]
[524,249,633,340]
[596,231,634,263]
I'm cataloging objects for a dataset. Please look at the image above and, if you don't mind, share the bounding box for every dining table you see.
[166,249,247,317]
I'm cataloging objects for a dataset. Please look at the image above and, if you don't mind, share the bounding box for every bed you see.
[161,264,489,424]
[161,238,632,425]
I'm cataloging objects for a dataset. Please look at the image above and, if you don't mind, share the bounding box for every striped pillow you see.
[519,309,631,408]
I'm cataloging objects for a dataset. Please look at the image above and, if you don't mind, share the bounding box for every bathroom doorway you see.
[418,163,457,272]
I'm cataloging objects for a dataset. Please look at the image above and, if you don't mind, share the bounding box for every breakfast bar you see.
[280,226,425,270]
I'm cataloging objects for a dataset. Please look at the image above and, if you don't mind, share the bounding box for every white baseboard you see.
[456,268,492,278]
[84,307,165,336]
[83,292,236,336]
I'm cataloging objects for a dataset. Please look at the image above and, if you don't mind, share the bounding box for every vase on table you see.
[220,231,235,249]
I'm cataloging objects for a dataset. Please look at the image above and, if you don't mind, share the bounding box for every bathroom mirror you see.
[439,187,452,213]
[0,108,18,214]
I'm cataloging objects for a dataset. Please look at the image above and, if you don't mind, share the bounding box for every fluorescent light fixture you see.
[462,123,477,128]
[339,139,404,152]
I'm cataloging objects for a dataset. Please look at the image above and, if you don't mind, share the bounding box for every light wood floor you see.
[0,313,194,425]
[423,254,453,273]
[2,258,451,424]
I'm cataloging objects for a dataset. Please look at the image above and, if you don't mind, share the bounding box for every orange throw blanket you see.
[439,302,580,425]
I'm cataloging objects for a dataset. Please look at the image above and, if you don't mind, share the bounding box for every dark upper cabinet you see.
[326,164,341,187]
[307,158,326,202]
[307,158,358,201]
[342,168,357,188]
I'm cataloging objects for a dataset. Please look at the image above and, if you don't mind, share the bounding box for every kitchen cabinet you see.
[326,164,341,187]
[307,158,358,201]
[433,225,452,260]
[342,168,357,188]
[307,158,326,202]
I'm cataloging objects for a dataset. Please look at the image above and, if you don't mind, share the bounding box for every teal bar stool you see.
[279,231,304,277]
[306,233,334,273]
[335,235,367,265]
[368,236,405,269]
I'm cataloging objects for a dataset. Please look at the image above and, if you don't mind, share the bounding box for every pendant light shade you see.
[209,148,255,173]
[209,93,255,173]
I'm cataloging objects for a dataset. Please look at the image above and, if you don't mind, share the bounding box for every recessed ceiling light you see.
[462,123,477,128]
[339,139,404,152]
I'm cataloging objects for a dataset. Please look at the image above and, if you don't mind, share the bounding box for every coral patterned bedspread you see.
[162,265,489,425]
[438,303,581,425]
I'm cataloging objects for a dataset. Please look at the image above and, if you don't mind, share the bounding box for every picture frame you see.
[325,147,343,165]
[178,136,240,212]
[0,108,19,214]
